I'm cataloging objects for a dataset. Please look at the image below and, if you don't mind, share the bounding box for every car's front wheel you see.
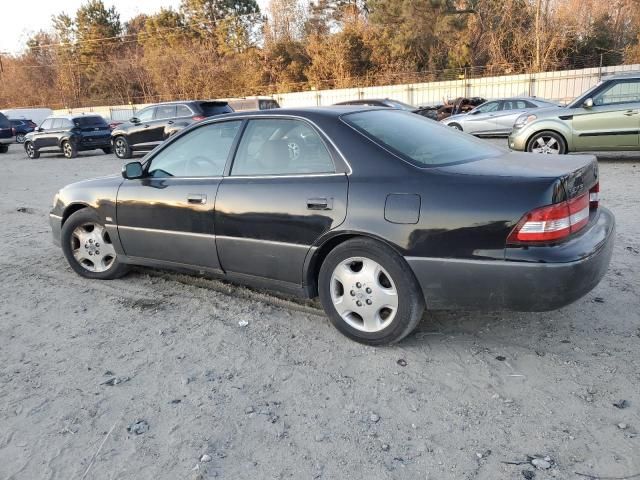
[61,209,129,280]
[24,142,39,158]
[527,131,567,154]
[318,238,425,345]
[113,136,132,159]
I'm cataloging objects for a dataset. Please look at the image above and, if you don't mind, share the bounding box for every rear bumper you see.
[50,213,62,247]
[0,136,15,145]
[406,207,615,311]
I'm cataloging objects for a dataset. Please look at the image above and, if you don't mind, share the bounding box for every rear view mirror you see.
[583,98,594,108]
[122,161,144,179]
[130,117,140,124]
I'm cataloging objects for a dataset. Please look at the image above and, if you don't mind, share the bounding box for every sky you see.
[0,0,266,55]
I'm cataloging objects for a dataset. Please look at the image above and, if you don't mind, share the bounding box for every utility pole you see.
[535,0,541,72]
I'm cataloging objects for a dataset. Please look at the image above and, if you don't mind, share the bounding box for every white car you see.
[441,97,558,137]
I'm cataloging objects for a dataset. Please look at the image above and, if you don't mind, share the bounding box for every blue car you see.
[10,118,37,143]
[0,112,15,153]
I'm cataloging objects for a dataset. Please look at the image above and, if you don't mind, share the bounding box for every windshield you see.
[384,100,416,111]
[567,81,605,108]
[342,110,504,167]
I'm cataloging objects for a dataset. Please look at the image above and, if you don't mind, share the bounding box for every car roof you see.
[45,114,105,121]
[214,106,383,120]
[147,100,230,106]
[606,71,640,80]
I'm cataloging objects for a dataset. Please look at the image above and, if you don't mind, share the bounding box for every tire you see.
[62,140,78,158]
[449,123,463,131]
[0,145,8,154]
[102,147,112,154]
[113,136,132,159]
[16,133,26,143]
[526,130,567,154]
[24,142,39,159]
[61,209,130,280]
[318,238,425,345]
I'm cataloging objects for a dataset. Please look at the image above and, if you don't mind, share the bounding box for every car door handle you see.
[167,121,174,125]
[307,197,332,210]
[187,194,207,204]
[623,110,639,116]
[144,124,150,128]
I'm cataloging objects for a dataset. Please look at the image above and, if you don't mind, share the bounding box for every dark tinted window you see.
[148,121,242,177]
[155,105,177,119]
[259,99,280,110]
[232,119,335,176]
[73,116,107,127]
[198,102,233,116]
[0,113,11,128]
[343,110,503,167]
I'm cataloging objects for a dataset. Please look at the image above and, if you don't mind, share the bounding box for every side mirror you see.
[122,161,144,179]
[583,98,594,108]
[130,117,140,124]
[35,127,43,132]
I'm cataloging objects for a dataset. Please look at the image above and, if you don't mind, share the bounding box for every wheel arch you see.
[303,231,404,297]
[62,203,93,226]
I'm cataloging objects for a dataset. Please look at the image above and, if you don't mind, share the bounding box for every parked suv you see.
[10,118,38,143]
[510,72,640,154]
[111,100,233,159]
[0,112,15,153]
[24,115,112,159]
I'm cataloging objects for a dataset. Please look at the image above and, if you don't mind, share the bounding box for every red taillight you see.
[508,193,590,243]
[589,182,599,209]
[192,115,206,121]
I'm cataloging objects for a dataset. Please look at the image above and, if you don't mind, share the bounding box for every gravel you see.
[0,147,639,479]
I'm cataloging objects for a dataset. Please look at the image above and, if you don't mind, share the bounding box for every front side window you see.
[155,105,177,120]
[593,80,640,106]
[343,110,503,168]
[147,121,242,178]
[474,102,500,114]
[176,105,193,117]
[40,119,53,130]
[136,108,154,122]
[231,119,335,176]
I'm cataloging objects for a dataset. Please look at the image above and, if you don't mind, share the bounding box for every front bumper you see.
[50,213,62,247]
[406,207,615,311]
[508,128,527,151]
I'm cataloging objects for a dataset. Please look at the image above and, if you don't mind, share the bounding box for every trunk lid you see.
[438,151,598,202]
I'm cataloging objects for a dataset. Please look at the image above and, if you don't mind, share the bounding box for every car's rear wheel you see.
[113,136,132,159]
[61,209,129,280]
[318,238,425,345]
[62,140,78,158]
[24,142,39,158]
[16,133,26,143]
[527,131,567,154]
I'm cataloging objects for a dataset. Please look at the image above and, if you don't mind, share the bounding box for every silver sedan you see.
[441,98,558,137]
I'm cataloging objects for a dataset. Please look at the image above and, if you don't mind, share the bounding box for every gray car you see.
[442,97,558,137]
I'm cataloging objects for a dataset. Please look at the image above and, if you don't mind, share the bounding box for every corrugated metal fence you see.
[53,63,640,119]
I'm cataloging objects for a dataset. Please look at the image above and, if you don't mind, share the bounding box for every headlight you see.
[514,113,537,128]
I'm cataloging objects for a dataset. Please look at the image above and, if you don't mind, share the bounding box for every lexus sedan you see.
[510,73,640,154]
[442,97,558,136]
[49,108,614,345]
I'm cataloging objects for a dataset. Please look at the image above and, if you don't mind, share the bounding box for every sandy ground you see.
[0,143,639,480]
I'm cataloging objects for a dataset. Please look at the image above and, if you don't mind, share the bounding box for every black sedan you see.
[49,108,615,345]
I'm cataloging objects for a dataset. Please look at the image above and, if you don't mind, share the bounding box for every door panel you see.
[215,175,348,283]
[116,178,222,269]
[462,101,500,134]
[572,105,640,150]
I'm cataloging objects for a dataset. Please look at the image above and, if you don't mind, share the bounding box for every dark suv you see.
[24,115,112,159]
[0,112,15,153]
[111,100,233,159]
[10,119,38,143]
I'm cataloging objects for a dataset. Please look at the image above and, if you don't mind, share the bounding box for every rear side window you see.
[259,99,280,110]
[73,116,107,127]
[198,102,233,116]
[155,105,177,120]
[0,113,11,128]
[176,104,193,117]
[342,110,503,167]
[231,119,335,176]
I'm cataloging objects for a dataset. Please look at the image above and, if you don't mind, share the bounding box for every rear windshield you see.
[73,116,108,127]
[198,102,233,116]
[342,110,504,167]
[0,113,9,128]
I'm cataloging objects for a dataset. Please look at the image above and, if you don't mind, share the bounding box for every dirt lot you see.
[0,143,639,480]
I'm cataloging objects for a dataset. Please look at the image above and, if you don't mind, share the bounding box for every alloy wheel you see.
[330,257,398,333]
[70,222,116,273]
[63,142,73,158]
[115,138,127,157]
[16,134,26,143]
[531,136,561,154]
[26,143,35,157]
